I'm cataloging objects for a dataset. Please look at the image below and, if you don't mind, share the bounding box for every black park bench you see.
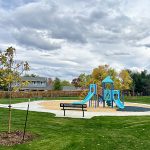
[60,103,87,117]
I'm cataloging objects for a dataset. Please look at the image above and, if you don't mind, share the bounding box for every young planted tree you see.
[0,47,30,133]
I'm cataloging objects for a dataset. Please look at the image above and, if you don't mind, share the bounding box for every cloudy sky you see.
[0,0,150,80]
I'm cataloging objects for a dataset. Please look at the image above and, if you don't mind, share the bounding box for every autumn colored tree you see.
[92,65,117,83]
[71,77,81,87]
[92,64,109,83]
[0,47,30,133]
[72,65,133,98]
[119,69,133,90]
[92,65,117,92]
[78,74,91,88]
[74,65,132,94]
[92,65,132,91]
[71,74,95,98]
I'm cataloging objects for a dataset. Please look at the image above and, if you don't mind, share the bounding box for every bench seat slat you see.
[61,109,87,111]
[60,103,87,108]
[60,103,87,117]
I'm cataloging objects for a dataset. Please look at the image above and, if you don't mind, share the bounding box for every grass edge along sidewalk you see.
[0,96,80,104]
[0,96,150,104]
[125,96,150,104]
[0,108,150,150]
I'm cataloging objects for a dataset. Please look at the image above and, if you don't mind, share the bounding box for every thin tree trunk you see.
[132,85,135,96]
[8,83,12,133]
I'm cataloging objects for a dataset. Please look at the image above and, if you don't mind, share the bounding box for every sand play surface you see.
[1,100,150,118]
[39,100,150,113]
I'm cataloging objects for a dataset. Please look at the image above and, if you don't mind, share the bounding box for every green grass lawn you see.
[0,96,80,104]
[0,96,150,105]
[125,96,150,104]
[0,108,150,150]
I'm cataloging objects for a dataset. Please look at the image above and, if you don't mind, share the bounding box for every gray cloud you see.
[90,10,109,21]
[104,51,131,56]
[50,17,87,43]
[0,0,150,80]
[144,44,150,48]
[3,1,87,44]
[0,0,37,9]
[13,28,61,50]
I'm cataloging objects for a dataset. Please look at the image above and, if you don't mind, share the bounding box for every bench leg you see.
[103,100,105,107]
[83,110,84,117]
[64,109,66,116]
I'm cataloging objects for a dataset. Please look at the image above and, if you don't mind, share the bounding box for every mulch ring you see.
[0,130,35,146]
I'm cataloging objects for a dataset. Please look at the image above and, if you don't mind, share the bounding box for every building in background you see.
[12,76,82,91]
[14,76,53,91]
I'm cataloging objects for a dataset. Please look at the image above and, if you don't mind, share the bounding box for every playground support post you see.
[94,95,97,108]
[92,94,96,108]
[88,84,98,108]
[111,83,114,108]
[102,83,105,107]
[103,100,105,107]
[122,91,125,105]
[97,94,99,107]
[111,100,113,108]
[97,97,99,107]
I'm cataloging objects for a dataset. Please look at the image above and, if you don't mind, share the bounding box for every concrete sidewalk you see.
[0,100,150,119]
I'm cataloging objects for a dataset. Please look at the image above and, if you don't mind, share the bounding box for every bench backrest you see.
[60,103,87,108]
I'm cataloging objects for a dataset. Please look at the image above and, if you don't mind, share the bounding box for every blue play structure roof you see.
[102,76,114,83]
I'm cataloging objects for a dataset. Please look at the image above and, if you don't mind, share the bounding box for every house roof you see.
[102,76,114,83]
[21,76,47,82]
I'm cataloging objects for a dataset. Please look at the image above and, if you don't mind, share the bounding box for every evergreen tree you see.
[53,77,62,90]
[130,70,150,95]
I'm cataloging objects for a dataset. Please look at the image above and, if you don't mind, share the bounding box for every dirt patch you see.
[0,130,34,146]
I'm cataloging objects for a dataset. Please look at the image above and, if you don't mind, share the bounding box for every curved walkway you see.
[0,100,150,119]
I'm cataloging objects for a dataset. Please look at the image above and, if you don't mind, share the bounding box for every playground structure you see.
[73,76,124,109]
[73,84,98,108]
[102,76,124,109]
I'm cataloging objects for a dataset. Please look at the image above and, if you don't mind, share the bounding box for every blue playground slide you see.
[113,98,124,109]
[73,92,94,104]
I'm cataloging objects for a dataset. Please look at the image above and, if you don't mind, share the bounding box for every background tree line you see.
[71,65,150,96]
[71,65,132,96]
[129,70,150,96]
[0,47,149,95]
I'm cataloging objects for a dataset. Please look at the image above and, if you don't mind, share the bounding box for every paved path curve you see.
[0,100,150,119]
